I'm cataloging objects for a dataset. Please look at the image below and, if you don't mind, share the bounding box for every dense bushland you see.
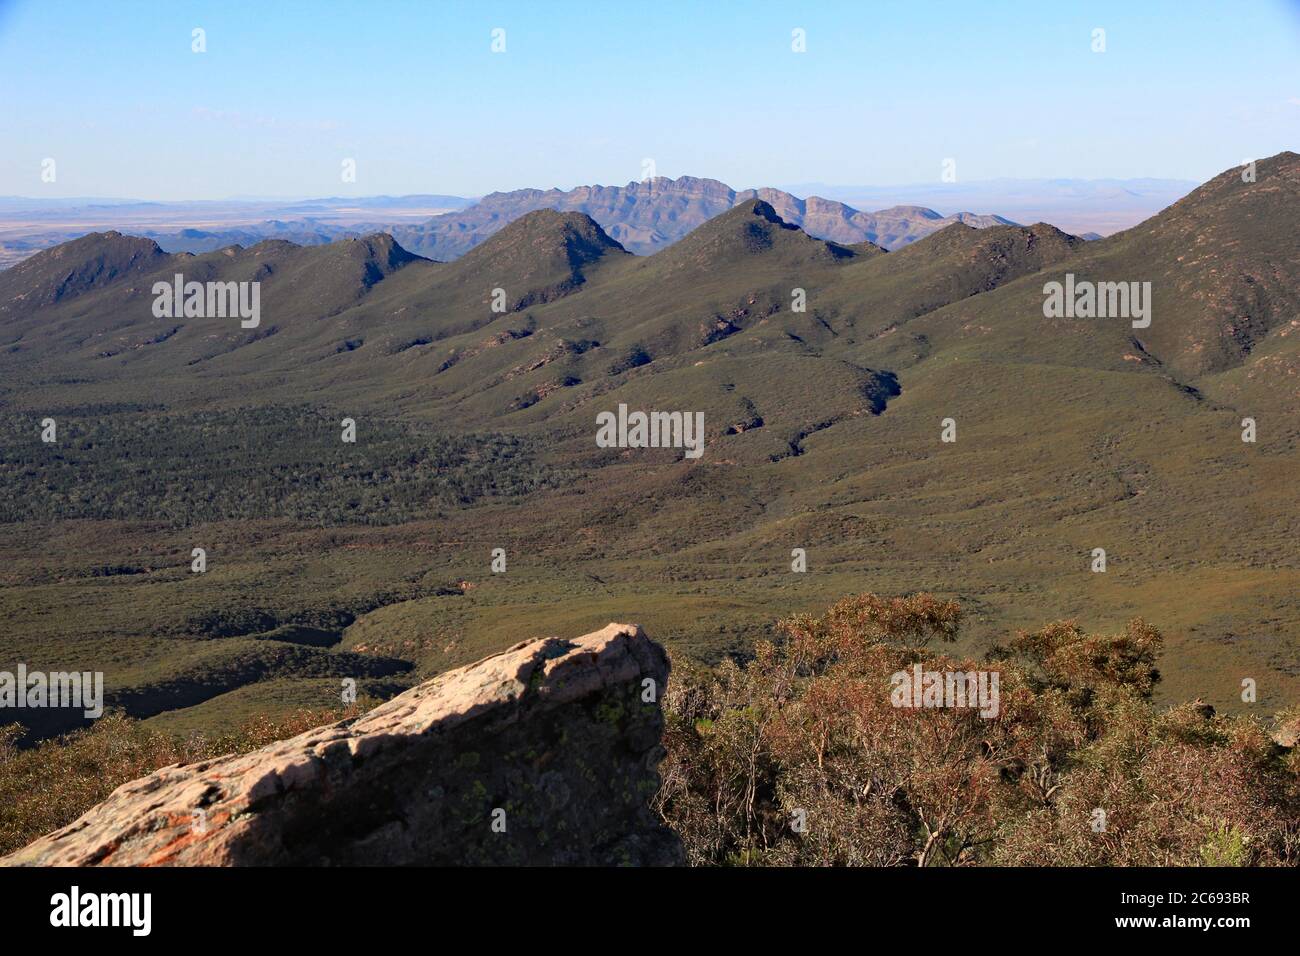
[654,594,1300,866]
[3,594,1296,864]
[0,406,573,526]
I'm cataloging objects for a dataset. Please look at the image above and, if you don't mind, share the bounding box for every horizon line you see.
[0,172,1210,207]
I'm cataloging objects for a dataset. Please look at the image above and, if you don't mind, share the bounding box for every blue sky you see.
[1,0,1297,200]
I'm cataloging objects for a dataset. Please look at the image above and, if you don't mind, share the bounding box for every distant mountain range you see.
[779,177,1198,237]
[0,194,473,270]
[0,178,1018,264]
[388,176,1016,258]
[2,175,1198,270]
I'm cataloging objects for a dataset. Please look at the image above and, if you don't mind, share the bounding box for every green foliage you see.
[0,157,1298,859]
[1199,822,1250,867]
[0,406,574,526]
[1,161,1298,716]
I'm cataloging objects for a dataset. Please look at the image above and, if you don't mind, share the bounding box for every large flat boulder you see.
[3,623,680,866]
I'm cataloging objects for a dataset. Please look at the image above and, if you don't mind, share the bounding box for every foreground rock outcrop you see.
[3,623,680,866]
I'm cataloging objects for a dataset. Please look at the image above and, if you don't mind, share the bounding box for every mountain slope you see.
[1088,150,1300,379]
[448,209,629,308]
[1,154,1297,732]
[0,230,430,370]
[0,232,169,312]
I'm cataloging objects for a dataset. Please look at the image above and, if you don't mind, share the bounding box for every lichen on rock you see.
[2,623,681,867]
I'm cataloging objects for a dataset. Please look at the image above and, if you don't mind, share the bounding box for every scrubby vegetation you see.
[3,594,1296,865]
[0,705,364,856]
[655,594,1300,866]
[0,406,574,526]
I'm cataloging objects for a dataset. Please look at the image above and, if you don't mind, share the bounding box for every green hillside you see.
[1,153,1297,741]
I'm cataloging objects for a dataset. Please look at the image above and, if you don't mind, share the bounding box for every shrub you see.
[0,706,363,856]
[656,593,1300,866]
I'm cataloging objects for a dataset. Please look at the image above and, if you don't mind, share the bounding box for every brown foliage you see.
[655,593,1300,866]
[0,706,362,857]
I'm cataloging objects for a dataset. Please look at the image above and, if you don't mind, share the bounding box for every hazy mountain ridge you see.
[0,174,1196,273]
[0,194,475,271]
[391,175,1015,259]
[3,176,1160,272]
[781,177,1199,236]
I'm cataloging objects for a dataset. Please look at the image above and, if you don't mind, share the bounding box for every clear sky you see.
[1,0,1297,200]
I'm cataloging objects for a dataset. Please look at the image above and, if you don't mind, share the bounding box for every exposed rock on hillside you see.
[1,623,680,866]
